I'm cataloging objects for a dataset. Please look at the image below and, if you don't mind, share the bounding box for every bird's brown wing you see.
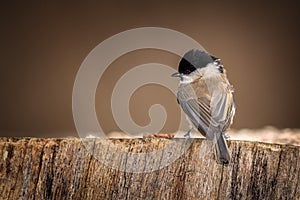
[177,77,235,137]
[177,80,212,137]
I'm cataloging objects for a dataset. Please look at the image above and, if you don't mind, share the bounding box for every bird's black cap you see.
[178,49,214,75]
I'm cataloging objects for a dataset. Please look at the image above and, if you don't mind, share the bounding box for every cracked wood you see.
[0,138,299,199]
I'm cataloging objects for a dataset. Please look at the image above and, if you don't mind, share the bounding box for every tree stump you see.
[0,137,299,199]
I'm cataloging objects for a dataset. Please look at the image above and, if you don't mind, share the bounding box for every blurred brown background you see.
[0,1,299,137]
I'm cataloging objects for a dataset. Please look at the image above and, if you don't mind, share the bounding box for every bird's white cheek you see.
[201,64,220,79]
[179,76,194,84]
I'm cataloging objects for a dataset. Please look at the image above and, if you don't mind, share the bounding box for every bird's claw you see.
[184,129,192,139]
[224,133,230,139]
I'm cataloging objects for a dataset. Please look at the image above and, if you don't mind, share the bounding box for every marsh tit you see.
[172,49,235,164]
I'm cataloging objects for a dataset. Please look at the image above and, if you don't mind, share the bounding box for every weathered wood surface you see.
[0,137,299,200]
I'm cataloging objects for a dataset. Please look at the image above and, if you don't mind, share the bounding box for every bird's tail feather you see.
[214,133,231,165]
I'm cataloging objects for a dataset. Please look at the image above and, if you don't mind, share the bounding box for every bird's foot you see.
[184,129,192,139]
[224,133,230,139]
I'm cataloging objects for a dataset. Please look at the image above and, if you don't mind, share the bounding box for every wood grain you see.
[0,138,299,200]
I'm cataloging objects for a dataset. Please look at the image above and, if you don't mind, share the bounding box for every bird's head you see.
[171,49,222,82]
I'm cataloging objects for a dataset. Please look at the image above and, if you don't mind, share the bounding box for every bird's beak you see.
[171,72,181,77]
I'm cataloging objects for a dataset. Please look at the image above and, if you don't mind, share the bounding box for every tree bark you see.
[0,137,299,200]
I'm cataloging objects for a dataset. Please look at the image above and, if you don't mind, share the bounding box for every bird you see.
[172,49,235,164]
